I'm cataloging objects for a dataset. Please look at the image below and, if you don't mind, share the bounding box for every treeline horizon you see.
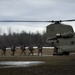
[0,29,50,47]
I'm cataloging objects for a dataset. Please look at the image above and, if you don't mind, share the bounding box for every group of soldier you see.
[0,45,43,56]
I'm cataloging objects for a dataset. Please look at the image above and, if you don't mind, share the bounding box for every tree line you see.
[0,30,50,48]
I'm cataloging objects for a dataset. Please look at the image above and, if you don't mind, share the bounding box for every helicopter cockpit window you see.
[56,40,59,43]
[51,42,54,45]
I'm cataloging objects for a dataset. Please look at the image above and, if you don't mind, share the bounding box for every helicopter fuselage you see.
[46,23,75,55]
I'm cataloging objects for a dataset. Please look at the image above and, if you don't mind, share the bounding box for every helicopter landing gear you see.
[53,50,70,56]
[63,52,70,55]
[53,46,70,55]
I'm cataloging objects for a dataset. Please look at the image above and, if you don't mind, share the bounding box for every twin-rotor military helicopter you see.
[0,19,75,55]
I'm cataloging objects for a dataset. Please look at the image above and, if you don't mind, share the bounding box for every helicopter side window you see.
[71,41,74,45]
[56,40,59,43]
[51,42,54,44]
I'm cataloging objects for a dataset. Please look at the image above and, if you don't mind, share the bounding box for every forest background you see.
[0,28,50,48]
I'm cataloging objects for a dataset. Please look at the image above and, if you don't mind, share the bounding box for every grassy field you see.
[0,48,75,75]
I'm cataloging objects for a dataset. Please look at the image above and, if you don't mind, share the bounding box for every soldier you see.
[54,46,58,54]
[20,45,26,55]
[1,46,6,56]
[28,46,34,56]
[37,46,43,56]
[11,46,16,56]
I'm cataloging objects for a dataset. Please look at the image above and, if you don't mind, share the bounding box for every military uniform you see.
[1,46,6,56]
[54,46,58,54]
[20,45,26,55]
[38,46,43,56]
[28,46,34,56]
[11,46,16,56]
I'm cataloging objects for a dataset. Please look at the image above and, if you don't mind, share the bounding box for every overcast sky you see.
[0,0,75,34]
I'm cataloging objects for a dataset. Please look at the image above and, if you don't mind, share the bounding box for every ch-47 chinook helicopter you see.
[46,19,75,55]
[0,19,75,55]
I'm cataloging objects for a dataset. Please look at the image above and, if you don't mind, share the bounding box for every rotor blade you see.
[61,19,75,22]
[0,19,75,23]
[0,20,52,22]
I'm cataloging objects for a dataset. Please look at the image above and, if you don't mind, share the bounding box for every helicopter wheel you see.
[63,52,70,55]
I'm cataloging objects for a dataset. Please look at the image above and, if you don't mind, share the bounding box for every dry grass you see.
[0,48,75,75]
[0,48,53,57]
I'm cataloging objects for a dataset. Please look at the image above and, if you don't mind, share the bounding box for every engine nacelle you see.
[56,31,73,38]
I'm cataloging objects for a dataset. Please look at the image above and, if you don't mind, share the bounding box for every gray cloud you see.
[0,0,75,20]
[0,0,75,33]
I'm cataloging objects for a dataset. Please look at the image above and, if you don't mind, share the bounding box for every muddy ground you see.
[0,48,75,75]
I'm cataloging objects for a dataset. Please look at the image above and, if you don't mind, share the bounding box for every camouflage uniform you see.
[1,46,6,56]
[28,46,34,56]
[11,46,16,56]
[20,45,26,55]
[38,46,43,56]
[54,46,58,54]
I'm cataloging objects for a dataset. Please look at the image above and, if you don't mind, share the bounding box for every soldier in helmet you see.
[11,45,16,56]
[37,45,43,56]
[28,46,34,56]
[1,46,6,56]
[20,45,26,55]
[53,46,58,54]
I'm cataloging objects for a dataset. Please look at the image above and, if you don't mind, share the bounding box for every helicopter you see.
[46,20,75,55]
[0,19,75,55]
